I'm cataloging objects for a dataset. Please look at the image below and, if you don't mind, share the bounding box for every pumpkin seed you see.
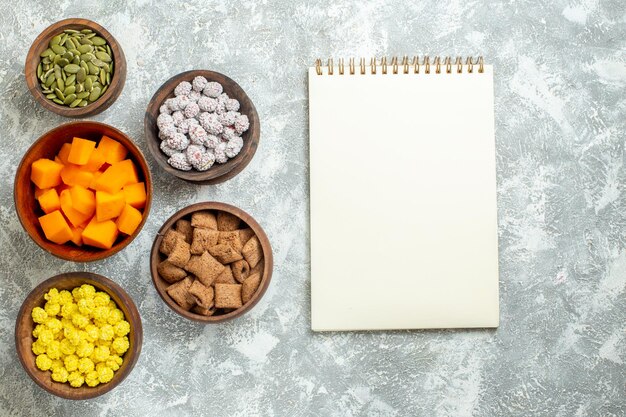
[72,56,80,65]
[79,100,88,107]
[91,36,106,46]
[57,58,69,67]
[53,98,64,105]
[69,98,82,108]
[76,91,89,99]
[54,88,65,100]
[52,55,61,65]
[99,68,106,84]
[106,72,111,85]
[85,33,96,39]
[84,77,93,91]
[45,93,56,99]
[63,85,76,96]
[89,87,101,102]
[80,53,94,62]
[63,38,74,50]
[40,48,53,58]
[42,57,52,65]
[80,37,93,45]
[76,68,86,82]
[76,84,85,94]
[78,44,93,54]
[51,44,66,54]
[64,29,80,34]
[64,64,80,73]
[50,34,62,46]
[57,78,64,92]
[37,63,43,78]
[106,45,111,55]
[101,84,108,95]
[87,61,98,75]
[63,93,76,104]
[66,74,76,85]
[45,73,55,87]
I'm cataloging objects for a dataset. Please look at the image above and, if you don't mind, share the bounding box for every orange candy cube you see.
[31,159,64,189]
[95,191,126,222]
[60,165,94,188]
[82,218,119,249]
[122,182,147,209]
[38,210,73,244]
[37,188,61,214]
[59,189,92,228]
[97,136,128,165]
[116,204,143,235]
[67,137,97,165]
[69,186,96,216]
[92,160,138,194]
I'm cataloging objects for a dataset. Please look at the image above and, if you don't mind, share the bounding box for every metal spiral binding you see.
[315,56,484,75]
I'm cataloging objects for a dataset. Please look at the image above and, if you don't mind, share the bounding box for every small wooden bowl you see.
[25,18,127,118]
[150,202,273,322]
[14,121,152,262]
[144,70,260,185]
[15,272,142,400]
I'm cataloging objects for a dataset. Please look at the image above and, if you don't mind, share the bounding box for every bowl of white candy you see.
[144,70,260,184]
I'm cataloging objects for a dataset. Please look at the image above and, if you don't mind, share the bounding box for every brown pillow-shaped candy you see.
[238,228,255,246]
[250,257,264,277]
[217,211,240,231]
[215,265,236,284]
[190,228,219,255]
[192,305,216,316]
[218,231,243,252]
[188,280,214,309]
[166,237,191,268]
[159,229,185,256]
[242,236,262,268]
[231,259,250,283]
[166,277,195,310]
[184,251,224,287]
[214,284,242,309]
[241,273,262,304]
[209,244,243,264]
[191,210,217,230]
[157,260,187,283]
[175,219,193,243]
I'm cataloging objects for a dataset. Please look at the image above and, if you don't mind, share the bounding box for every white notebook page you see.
[309,64,499,331]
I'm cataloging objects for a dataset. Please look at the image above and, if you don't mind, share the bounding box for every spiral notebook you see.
[309,56,499,331]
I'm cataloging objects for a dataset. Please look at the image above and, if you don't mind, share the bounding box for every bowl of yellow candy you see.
[15,272,142,400]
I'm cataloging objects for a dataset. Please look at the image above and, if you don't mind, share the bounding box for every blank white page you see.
[309,63,499,331]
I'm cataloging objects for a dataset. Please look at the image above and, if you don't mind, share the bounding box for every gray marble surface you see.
[0,0,624,416]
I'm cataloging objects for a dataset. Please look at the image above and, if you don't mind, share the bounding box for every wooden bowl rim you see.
[144,69,260,184]
[25,18,127,118]
[150,202,273,323]
[13,120,153,262]
[15,271,143,400]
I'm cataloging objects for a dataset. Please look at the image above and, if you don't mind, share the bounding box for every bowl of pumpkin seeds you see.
[25,18,126,117]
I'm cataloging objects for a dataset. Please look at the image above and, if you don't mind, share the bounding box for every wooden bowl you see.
[15,272,142,400]
[14,121,152,262]
[150,202,273,322]
[25,18,127,118]
[144,70,260,185]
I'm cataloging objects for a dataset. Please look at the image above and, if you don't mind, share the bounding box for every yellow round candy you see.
[60,303,78,318]
[50,359,64,372]
[78,357,95,374]
[35,354,53,371]
[107,309,124,325]
[81,284,96,299]
[111,337,129,355]
[46,317,62,333]
[99,324,114,341]
[46,340,62,359]
[106,355,123,371]
[60,338,76,356]
[93,292,110,307]
[72,287,84,300]
[31,340,46,355]
[92,306,110,321]
[96,363,114,383]
[72,313,89,329]
[44,301,60,317]
[44,288,59,303]
[31,307,48,324]
[64,354,79,372]
[77,298,95,315]
[67,371,84,388]
[92,345,110,363]
[38,329,54,345]
[32,324,45,338]
[51,366,69,383]
[114,321,130,337]
[85,324,99,342]
[85,370,100,387]
[64,327,80,346]
[58,290,73,305]
[76,340,94,358]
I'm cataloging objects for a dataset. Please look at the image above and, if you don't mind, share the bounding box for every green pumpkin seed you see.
[79,100,88,107]
[51,44,66,54]
[80,44,94,54]
[63,93,76,105]
[64,29,79,34]
[40,48,53,58]
[54,88,65,100]
[42,57,52,65]
[80,53,94,62]
[84,77,93,91]
[72,56,80,65]
[99,68,106,84]
[96,51,111,62]
[53,98,64,105]
[76,91,89,99]
[76,68,86,82]
[37,63,43,78]
[63,85,76,96]
[76,84,84,94]
[52,55,61,65]
[69,98,81,108]
[85,33,96,39]
[101,84,108,95]
[64,64,80,73]
[91,36,106,46]
[89,87,101,102]
[69,48,80,56]
[79,37,93,45]
[105,72,111,85]
[45,93,56,99]
[57,78,64,92]
[57,58,70,67]
[66,74,76,85]
[80,28,93,34]
[50,34,62,46]
[45,73,55,87]
[106,45,111,55]
[63,39,74,50]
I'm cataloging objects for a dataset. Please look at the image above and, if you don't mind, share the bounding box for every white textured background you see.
[0,0,625,416]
